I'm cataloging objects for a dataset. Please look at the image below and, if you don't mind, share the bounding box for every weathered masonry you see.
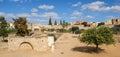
[8,36,52,51]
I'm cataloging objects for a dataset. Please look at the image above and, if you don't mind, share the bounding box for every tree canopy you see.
[60,20,62,25]
[62,20,68,29]
[69,26,79,34]
[13,17,29,36]
[0,16,8,40]
[54,20,57,25]
[48,17,52,25]
[80,26,115,50]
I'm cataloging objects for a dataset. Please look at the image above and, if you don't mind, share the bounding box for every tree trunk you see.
[95,39,99,51]
[96,44,99,51]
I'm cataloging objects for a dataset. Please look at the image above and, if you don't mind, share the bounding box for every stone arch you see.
[19,42,34,50]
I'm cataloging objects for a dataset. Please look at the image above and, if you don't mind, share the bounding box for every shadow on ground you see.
[1,40,8,42]
[72,46,105,54]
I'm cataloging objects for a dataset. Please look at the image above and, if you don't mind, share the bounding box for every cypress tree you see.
[54,20,57,25]
[48,17,52,25]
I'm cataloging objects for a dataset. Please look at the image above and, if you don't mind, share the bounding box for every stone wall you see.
[8,36,49,51]
[112,18,120,25]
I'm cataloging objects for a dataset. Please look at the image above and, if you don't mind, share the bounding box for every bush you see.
[28,29,32,32]
[75,30,81,34]
[41,29,46,32]
[57,29,69,33]
[111,28,120,34]
[48,29,55,32]
[75,29,85,34]
[7,28,16,34]
[69,26,79,34]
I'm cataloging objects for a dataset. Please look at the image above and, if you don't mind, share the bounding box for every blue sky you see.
[0,0,120,24]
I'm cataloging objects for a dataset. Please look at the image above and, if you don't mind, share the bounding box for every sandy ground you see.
[0,33,120,57]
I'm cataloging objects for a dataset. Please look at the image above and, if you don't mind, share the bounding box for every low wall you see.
[8,36,49,51]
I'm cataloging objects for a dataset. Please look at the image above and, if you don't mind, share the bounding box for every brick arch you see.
[19,42,34,49]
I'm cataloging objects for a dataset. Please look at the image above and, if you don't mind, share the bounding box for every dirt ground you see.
[0,33,120,57]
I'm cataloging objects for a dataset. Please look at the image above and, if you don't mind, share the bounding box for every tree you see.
[13,17,29,37]
[0,16,8,41]
[62,20,69,29]
[69,26,79,34]
[54,20,57,25]
[48,17,52,25]
[80,26,115,50]
[60,20,62,25]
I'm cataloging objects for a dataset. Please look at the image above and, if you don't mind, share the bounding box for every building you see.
[112,18,120,25]
[105,20,112,25]
[91,22,99,27]
[71,20,83,25]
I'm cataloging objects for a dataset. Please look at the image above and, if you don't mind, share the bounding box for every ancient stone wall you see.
[112,18,120,25]
[8,36,49,51]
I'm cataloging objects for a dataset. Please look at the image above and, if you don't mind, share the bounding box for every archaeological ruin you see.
[8,34,55,52]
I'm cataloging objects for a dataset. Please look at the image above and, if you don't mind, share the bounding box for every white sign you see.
[48,36,54,46]
[48,36,54,52]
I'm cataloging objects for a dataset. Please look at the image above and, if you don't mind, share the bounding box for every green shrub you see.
[7,28,16,34]
[75,30,81,34]
[57,29,69,33]
[48,29,55,32]
[41,29,46,32]
[69,26,79,34]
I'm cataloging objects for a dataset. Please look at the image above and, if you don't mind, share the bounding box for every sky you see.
[0,0,120,24]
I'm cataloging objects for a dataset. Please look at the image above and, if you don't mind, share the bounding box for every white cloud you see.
[111,6,120,12]
[72,11,82,17]
[16,12,60,19]
[31,8,38,12]
[0,12,5,16]
[72,2,81,7]
[86,15,94,18]
[6,13,15,17]
[82,1,105,11]
[31,12,60,19]
[70,11,82,19]
[0,12,15,18]
[38,5,54,10]
[0,11,60,24]
[10,0,20,2]
[31,13,40,17]
[39,19,48,22]
[0,0,3,2]
[40,12,60,19]
[106,16,115,19]
[10,0,31,3]
[81,1,120,12]
[70,16,77,19]
[17,13,31,17]
[0,12,29,18]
